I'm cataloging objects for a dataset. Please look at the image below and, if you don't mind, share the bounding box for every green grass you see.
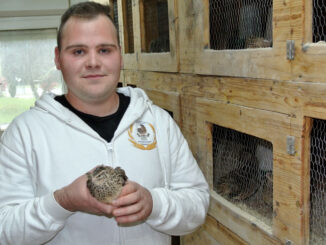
[0,97,35,125]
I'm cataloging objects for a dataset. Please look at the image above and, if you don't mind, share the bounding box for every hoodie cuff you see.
[42,193,74,222]
[147,189,162,222]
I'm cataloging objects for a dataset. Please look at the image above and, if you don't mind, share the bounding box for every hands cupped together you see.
[54,175,153,224]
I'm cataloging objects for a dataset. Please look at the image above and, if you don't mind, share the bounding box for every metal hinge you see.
[286,40,295,60]
[286,136,295,155]
[285,240,294,245]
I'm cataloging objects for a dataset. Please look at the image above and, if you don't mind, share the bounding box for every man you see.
[0,2,209,244]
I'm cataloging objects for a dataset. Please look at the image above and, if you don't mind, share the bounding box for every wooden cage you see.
[104,0,326,244]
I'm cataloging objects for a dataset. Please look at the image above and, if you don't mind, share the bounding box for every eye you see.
[99,48,111,54]
[73,49,84,55]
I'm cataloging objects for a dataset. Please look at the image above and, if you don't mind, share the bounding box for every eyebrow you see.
[64,43,118,51]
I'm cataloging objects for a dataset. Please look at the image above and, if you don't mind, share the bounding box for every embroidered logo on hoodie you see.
[128,121,157,150]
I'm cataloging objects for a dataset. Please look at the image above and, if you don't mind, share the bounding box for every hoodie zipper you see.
[105,142,115,166]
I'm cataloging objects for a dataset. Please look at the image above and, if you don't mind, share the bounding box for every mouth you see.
[82,74,106,79]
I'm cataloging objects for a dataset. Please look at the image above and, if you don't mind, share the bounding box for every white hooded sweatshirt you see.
[0,87,209,245]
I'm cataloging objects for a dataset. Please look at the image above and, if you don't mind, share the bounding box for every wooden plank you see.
[184,215,248,245]
[302,117,312,245]
[272,154,305,244]
[144,89,182,127]
[179,94,198,156]
[121,0,129,53]
[117,0,125,49]
[292,45,326,82]
[204,215,249,245]
[195,98,291,148]
[139,0,146,52]
[177,0,196,73]
[209,192,282,245]
[303,0,312,43]
[182,226,221,245]
[123,70,326,119]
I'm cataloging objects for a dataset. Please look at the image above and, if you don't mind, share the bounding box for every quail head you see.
[86,165,128,204]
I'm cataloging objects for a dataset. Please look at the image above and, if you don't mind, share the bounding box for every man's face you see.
[55,15,122,104]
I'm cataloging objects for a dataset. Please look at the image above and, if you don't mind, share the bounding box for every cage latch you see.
[286,40,295,60]
[286,136,295,155]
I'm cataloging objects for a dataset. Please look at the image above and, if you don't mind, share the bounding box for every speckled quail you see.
[86,165,128,204]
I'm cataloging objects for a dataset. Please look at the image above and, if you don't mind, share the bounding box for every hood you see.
[115,87,154,137]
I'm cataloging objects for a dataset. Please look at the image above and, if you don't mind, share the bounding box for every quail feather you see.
[86,165,128,204]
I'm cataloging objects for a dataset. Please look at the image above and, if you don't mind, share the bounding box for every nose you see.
[86,51,100,69]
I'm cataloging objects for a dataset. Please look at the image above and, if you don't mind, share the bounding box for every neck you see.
[65,92,120,117]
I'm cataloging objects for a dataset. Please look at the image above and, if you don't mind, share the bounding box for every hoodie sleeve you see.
[146,110,210,235]
[0,123,73,245]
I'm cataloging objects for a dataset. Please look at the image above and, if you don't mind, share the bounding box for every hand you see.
[54,172,114,216]
[112,181,153,224]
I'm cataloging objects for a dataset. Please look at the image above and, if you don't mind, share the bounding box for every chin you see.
[86,92,114,102]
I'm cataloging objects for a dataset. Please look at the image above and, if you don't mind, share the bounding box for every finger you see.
[113,202,142,217]
[97,202,115,215]
[115,210,146,224]
[113,191,140,207]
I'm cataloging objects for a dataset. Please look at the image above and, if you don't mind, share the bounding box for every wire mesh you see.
[112,0,119,38]
[209,0,273,50]
[313,0,326,43]
[310,119,326,244]
[124,0,134,53]
[142,0,170,53]
[213,124,273,225]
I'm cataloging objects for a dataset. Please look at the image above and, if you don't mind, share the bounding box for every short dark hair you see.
[57,2,119,51]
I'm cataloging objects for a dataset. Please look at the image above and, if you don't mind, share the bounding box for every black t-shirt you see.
[54,93,130,142]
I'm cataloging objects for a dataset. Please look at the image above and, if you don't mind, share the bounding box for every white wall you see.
[0,0,71,30]
[0,0,68,16]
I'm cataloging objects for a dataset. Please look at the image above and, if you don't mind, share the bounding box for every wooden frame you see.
[195,98,306,244]
[292,0,326,82]
[117,1,326,244]
[138,0,178,72]
[109,0,118,28]
[301,104,326,244]
[120,0,178,72]
[119,0,138,70]
[190,0,292,80]
[121,0,135,54]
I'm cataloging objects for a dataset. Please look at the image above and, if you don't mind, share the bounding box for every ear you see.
[54,47,61,70]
